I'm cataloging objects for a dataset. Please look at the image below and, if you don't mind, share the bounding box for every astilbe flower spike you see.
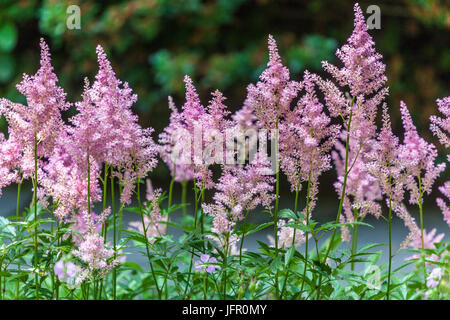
[399,101,445,205]
[159,77,233,189]
[41,80,103,221]
[430,96,450,226]
[244,35,300,131]
[158,96,195,183]
[279,71,340,208]
[89,45,158,204]
[316,3,388,242]
[0,39,69,198]
[430,97,450,152]
[202,152,275,251]
[129,183,168,243]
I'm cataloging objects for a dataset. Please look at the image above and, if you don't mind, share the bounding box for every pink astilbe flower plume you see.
[399,101,445,205]
[430,97,450,152]
[244,35,300,130]
[129,184,168,243]
[158,96,195,182]
[430,96,450,226]
[316,4,389,241]
[71,207,118,283]
[280,71,340,212]
[436,182,450,227]
[88,45,158,204]
[321,3,387,101]
[0,39,69,199]
[366,105,406,206]
[40,80,102,220]
[159,77,233,189]
[203,152,275,249]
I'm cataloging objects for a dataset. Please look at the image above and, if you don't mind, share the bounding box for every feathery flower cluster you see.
[129,181,167,242]
[0,39,69,198]
[88,46,158,204]
[430,97,450,152]
[366,106,406,206]
[268,219,306,249]
[430,96,450,226]
[72,232,118,283]
[203,153,275,248]
[279,71,340,214]
[399,102,446,204]
[159,77,233,189]
[0,40,160,282]
[244,35,300,130]
[321,3,387,102]
[194,254,218,274]
[317,4,388,241]
[393,204,421,249]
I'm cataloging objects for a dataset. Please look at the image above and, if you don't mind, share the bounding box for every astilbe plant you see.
[0,3,448,301]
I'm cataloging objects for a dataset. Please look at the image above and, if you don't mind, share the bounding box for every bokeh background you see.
[0,0,449,234]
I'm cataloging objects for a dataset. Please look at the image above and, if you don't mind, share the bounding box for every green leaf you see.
[244,222,274,236]
[317,221,373,232]
[284,246,296,267]
[283,222,314,233]
[0,216,16,237]
[278,209,297,220]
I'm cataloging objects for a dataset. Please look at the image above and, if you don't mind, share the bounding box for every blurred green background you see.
[0,0,449,184]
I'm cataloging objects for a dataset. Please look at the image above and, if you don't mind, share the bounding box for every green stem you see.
[33,134,39,300]
[318,97,355,299]
[387,194,392,300]
[222,232,230,299]
[181,180,188,217]
[273,112,281,299]
[15,179,22,298]
[168,176,175,209]
[99,164,109,299]
[350,209,359,272]
[137,178,162,299]
[183,183,203,297]
[299,174,312,299]
[417,175,426,284]
[111,174,117,300]
[280,177,302,299]
[239,210,250,264]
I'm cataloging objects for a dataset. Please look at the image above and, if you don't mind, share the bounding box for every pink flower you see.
[194,254,218,274]
[54,260,80,284]
[267,219,306,249]
[436,182,450,227]
[88,45,158,204]
[72,232,118,281]
[321,3,387,99]
[399,101,446,204]
[430,96,450,151]
[429,96,450,227]
[128,187,168,242]
[0,39,69,197]
[279,71,340,205]
[426,268,442,289]
[244,35,300,130]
